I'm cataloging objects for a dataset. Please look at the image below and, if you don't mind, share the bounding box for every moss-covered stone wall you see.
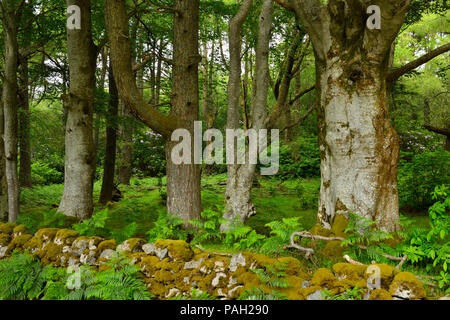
[0,222,427,300]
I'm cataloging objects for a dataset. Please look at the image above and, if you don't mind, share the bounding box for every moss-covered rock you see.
[366,263,398,290]
[389,272,426,300]
[277,256,306,277]
[0,233,11,246]
[321,240,345,258]
[332,263,367,280]
[6,234,33,254]
[369,289,393,300]
[0,222,16,235]
[97,239,117,253]
[117,238,146,253]
[155,239,194,261]
[54,229,79,246]
[311,268,337,288]
[12,224,28,237]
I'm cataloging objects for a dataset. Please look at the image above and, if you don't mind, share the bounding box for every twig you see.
[343,254,365,265]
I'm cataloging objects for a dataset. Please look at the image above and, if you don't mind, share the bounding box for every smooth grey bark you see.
[58,0,96,220]
[1,0,20,222]
[287,0,412,232]
[223,0,273,229]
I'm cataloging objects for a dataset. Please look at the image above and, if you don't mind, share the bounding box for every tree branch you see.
[387,42,450,82]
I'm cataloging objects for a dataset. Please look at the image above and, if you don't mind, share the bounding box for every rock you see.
[142,243,156,255]
[155,247,168,261]
[311,268,337,288]
[154,239,194,261]
[212,272,227,287]
[99,249,115,260]
[301,281,310,288]
[389,272,426,300]
[229,253,246,272]
[117,238,145,253]
[80,250,97,265]
[214,261,225,272]
[184,258,204,270]
[369,289,393,300]
[0,246,7,258]
[306,290,323,300]
[439,295,450,300]
[228,285,244,299]
[166,288,180,298]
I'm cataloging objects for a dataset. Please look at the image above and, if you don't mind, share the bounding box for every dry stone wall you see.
[0,222,427,300]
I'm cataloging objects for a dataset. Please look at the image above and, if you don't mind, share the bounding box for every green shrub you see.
[398,148,450,209]
[31,161,63,185]
[278,135,320,179]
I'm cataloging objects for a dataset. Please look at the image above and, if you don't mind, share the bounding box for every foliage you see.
[278,135,320,179]
[239,262,290,300]
[146,210,188,242]
[190,207,226,244]
[73,209,109,237]
[169,288,217,300]
[322,286,365,300]
[31,160,64,185]
[401,185,450,287]
[398,148,450,209]
[0,252,55,300]
[17,209,75,235]
[261,217,303,253]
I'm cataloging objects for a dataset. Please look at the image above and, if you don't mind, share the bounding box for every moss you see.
[311,268,337,288]
[0,222,16,235]
[366,263,398,289]
[369,289,393,300]
[389,272,426,300]
[249,253,278,269]
[0,233,11,246]
[6,234,33,254]
[277,256,306,277]
[330,214,348,237]
[321,240,345,258]
[280,275,306,300]
[309,224,331,237]
[155,239,194,261]
[332,263,367,280]
[156,258,182,273]
[39,242,64,265]
[148,278,170,297]
[298,285,323,300]
[140,255,161,275]
[12,224,28,236]
[97,239,117,252]
[119,238,146,253]
[237,271,261,288]
[54,229,79,245]
[35,228,60,242]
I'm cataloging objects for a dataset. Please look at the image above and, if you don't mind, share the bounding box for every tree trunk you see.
[223,0,273,229]
[18,54,32,188]
[165,0,202,221]
[99,64,119,204]
[2,0,20,222]
[58,0,96,220]
[288,0,411,232]
[0,89,8,222]
[117,102,133,185]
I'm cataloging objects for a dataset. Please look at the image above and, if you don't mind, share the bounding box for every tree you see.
[273,0,412,232]
[0,86,7,222]
[105,0,202,221]
[1,0,20,222]
[99,63,119,204]
[223,0,274,228]
[58,0,97,220]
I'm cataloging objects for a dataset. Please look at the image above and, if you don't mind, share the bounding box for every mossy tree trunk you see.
[285,0,411,232]
[0,88,8,222]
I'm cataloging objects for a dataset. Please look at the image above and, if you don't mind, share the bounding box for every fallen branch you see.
[343,254,364,265]
[288,231,408,269]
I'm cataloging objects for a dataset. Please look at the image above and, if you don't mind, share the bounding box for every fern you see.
[261,217,303,253]
[110,222,138,243]
[146,210,188,242]
[238,287,287,300]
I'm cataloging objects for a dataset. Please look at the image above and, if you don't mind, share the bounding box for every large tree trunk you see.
[165,0,202,221]
[105,0,202,221]
[18,54,32,188]
[0,89,8,222]
[286,0,411,232]
[58,0,96,220]
[99,64,119,204]
[2,0,20,222]
[223,0,273,229]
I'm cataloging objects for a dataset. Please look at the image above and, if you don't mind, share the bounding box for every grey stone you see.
[306,290,323,300]
[301,281,310,288]
[155,247,168,261]
[184,258,204,270]
[100,249,115,260]
[229,253,246,272]
[142,243,156,255]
